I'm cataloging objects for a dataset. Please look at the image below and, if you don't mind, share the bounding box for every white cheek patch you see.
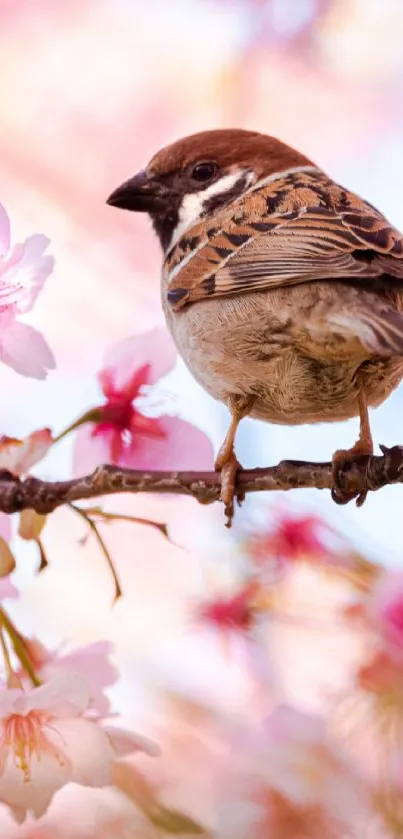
[167,169,254,251]
[164,164,320,260]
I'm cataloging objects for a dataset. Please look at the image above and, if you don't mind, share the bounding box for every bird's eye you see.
[190,161,218,183]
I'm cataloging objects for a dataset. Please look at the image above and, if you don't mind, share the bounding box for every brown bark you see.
[1,444,402,514]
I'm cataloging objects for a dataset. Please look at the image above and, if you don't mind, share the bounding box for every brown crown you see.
[147,128,314,179]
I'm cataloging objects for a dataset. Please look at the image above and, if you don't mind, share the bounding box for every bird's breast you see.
[161,286,403,425]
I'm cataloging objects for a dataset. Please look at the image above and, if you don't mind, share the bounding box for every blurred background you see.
[1,0,403,835]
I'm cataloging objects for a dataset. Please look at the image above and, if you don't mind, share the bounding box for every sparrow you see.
[107,128,403,524]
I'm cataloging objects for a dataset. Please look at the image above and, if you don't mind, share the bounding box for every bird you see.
[107,128,403,524]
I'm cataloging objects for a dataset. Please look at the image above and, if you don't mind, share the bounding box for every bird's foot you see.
[215,450,244,527]
[331,438,373,507]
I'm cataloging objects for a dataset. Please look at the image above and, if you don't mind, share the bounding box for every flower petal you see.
[0,429,53,476]
[8,806,26,824]
[102,327,177,394]
[0,235,54,315]
[259,706,359,813]
[0,741,71,820]
[72,423,116,477]
[0,689,24,716]
[263,705,326,750]
[0,576,18,601]
[130,411,167,439]
[53,717,114,787]
[119,415,214,470]
[0,205,10,256]
[15,673,90,717]
[73,414,213,474]
[42,641,119,717]
[0,320,56,379]
[98,366,116,400]
[103,725,162,758]
[16,428,53,473]
[367,570,403,657]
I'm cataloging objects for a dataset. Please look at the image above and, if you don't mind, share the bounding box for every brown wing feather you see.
[165,170,403,310]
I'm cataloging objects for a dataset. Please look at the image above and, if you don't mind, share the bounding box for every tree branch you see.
[0,444,402,515]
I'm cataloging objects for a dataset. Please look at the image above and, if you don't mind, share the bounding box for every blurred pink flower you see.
[218,705,367,838]
[73,327,213,473]
[219,790,351,839]
[22,639,118,716]
[198,581,275,685]
[367,571,403,659]
[0,429,53,476]
[261,705,361,811]
[199,582,261,634]
[0,204,55,379]
[0,673,160,822]
[248,513,341,580]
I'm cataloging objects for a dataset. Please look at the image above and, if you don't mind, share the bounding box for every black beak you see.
[106,170,166,213]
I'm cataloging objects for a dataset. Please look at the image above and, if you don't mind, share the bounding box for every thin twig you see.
[0,608,41,686]
[68,503,122,602]
[37,538,49,572]
[0,627,13,680]
[83,507,169,539]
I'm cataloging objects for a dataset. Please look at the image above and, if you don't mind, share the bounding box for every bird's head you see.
[107,128,313,252]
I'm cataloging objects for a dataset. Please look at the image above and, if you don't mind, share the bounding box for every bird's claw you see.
[331,446,371,507]
[331,484,367,507]
[216,453,243,527]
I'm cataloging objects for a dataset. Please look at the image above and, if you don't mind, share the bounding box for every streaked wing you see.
[165,170,403,310]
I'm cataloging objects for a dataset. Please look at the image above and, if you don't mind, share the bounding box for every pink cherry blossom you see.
[22,640,119,716]
[217,705,367,838]
[217,792,350,839]
[0,429,53,476]
[249,513,333,569]
[260,705,361,811]
[0,204,55,379]
[0,673,160,822]
[73,327,213,474]
[197,581,275,685]
[366,570,403,660]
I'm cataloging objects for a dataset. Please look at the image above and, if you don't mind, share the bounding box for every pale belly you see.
[162,287,403,426]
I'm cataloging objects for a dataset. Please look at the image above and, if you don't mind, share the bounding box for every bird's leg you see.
[215,395,254,527]
[331,390,373,506]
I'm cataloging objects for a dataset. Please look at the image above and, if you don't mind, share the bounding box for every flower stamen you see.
[1,710,65,783]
